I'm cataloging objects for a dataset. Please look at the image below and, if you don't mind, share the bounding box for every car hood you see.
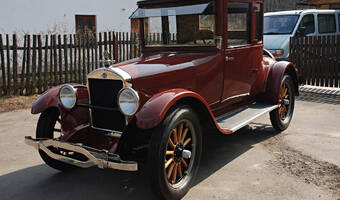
[263,34,290,50]
[111,51,220,103]
[114,52,217,80]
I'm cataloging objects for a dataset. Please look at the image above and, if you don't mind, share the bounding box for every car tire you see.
[148,106,202,200]
[36,108,78,171]
[270,74,295,131]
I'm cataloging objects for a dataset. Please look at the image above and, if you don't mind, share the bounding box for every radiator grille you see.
[88,79,125,131]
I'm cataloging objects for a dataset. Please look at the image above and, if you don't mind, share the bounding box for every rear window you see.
[318,14,336,34]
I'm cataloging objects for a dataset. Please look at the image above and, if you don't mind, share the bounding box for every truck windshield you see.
[134,2,216,47]
[264,15,299,35]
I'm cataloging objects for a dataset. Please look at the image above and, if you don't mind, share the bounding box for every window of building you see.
[75,15,96,36]
[330,3,340,9]
[299,14,315,35]
[227,2,251,47]
[255,3,263,42]
[318,14,336,34]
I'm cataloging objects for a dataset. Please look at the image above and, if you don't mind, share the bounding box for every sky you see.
[0,0,139,34]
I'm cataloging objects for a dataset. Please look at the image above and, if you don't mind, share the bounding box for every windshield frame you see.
[138,1,220,52]
[264,14,300,35]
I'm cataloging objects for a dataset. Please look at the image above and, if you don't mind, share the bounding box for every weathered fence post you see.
[64,35,69,83]
[0,34,6,96]
[12,34,18,95]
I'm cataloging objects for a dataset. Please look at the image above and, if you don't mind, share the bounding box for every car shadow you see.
[297,90,340,105]
[0,123,279,200]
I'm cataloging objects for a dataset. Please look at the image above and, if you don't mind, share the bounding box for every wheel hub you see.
[174,144,184,162]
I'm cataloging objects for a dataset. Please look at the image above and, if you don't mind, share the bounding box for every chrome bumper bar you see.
[24,136,138,171]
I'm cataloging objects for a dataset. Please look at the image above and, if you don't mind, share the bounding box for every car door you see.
[222,1,259,104]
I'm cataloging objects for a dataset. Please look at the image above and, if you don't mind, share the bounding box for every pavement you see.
[0,88,339,200]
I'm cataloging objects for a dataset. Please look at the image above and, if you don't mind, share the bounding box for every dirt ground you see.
[0,95,39,113]
[0,88,339,200]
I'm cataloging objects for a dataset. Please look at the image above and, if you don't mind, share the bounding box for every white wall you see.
[0,0,139,34]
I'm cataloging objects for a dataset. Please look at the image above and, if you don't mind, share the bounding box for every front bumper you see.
[25,136,138,171]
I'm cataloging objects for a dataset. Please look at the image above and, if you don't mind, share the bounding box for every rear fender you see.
[266,61,299,104]
[135,89,232,134]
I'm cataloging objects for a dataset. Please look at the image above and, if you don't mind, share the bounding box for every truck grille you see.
[88,79,125,132]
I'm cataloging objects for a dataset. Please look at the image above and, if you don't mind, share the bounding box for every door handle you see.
[252,68,259,73]
[225,56,235,62]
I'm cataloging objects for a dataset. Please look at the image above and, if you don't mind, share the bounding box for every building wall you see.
[264,0,316,12]
[0,0,139,34]
[307,0,340,8]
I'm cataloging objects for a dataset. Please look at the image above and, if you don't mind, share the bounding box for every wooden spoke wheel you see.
[148,106,202,200]
[278,83,290,120]
[270,74,295,131]
[165,122,195,185]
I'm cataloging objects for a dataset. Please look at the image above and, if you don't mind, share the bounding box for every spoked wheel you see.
[36,108,78,171]
[148,106,202,200]
[165,122,195,185]
[270,74,295,131]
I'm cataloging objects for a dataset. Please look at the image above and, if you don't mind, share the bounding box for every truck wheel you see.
[36,108,77,171]
[270,74,295,131]
[148,106,202,200]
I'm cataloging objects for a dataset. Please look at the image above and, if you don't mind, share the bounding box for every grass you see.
[0,95,39,113]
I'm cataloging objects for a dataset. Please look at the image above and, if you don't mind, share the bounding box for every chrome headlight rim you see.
[59,84,77,110]
[117,87,140,116]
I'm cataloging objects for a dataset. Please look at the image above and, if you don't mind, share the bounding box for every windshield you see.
[140,2,216,47]
[264,15,299,35]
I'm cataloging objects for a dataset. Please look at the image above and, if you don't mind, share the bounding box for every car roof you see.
[265,9,340,16]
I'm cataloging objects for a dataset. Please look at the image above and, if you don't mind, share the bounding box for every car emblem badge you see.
[101,73,107,79]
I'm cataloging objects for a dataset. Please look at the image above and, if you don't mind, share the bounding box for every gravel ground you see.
[0,88,339,200]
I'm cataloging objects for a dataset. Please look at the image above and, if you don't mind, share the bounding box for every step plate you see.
[217,104,279,133]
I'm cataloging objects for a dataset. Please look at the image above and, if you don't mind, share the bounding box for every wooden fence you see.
[290,35,340,88]
[0,32,139,96]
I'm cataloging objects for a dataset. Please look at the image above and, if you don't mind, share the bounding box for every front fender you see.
[135,89,218,130]
[31,83,89,114]
[31,86,62,114]
[266,61,299,104]
[31,84,91,140]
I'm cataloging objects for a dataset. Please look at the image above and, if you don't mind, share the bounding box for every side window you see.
[227,2,251,47]
[318,14,336,34]
[255,3,263,42]
[338,14,340,32]
[299,14,315,34]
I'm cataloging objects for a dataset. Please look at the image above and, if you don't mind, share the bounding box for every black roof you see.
[137,0,209,6]
[137,0,177,5]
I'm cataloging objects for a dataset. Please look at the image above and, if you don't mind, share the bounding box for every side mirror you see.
[296,27,307,37]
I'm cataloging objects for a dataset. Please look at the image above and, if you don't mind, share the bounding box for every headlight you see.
[118,87,139,116]
[268,49,284,57]
[59,85,77,110]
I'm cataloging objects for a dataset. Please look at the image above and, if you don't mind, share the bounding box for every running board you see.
[216,104,279,133]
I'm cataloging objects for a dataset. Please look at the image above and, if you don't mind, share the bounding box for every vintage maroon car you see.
[25,0,299,199]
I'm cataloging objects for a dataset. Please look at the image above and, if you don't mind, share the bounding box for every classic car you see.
[25,0,300,199]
